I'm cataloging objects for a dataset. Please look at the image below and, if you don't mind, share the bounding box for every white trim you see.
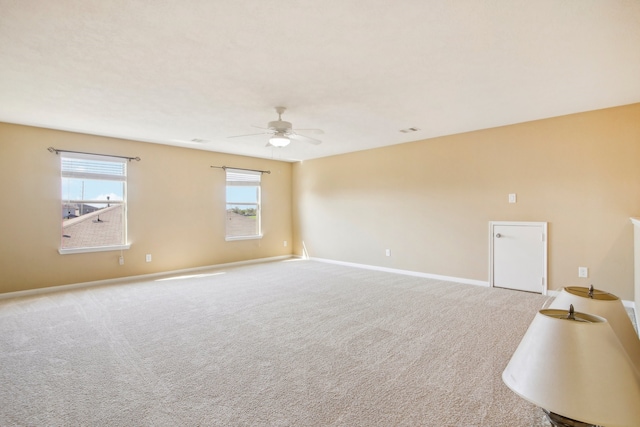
[630,218,640,336]
[621,301,638,338]
[489,221,548,295]
[310,257,489,287]
[59,244,131,255]
[0,255,292,300]
[225,235,263,242]
[634,302,640,338]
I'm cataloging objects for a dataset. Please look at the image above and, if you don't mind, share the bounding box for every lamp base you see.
[542,410,602,427]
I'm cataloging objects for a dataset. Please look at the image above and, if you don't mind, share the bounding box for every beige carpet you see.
[0,259,553,426]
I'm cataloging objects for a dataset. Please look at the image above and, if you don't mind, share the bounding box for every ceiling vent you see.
[399,127,420,133]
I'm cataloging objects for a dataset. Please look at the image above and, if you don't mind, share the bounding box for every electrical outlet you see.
[385,249,391,257]
[284,240,287,247]
[146,254,152,263]
[118,256,124,265]
[578,267,588,278]
[508,193,517,203]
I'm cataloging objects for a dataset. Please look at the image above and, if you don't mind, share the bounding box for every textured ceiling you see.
[1,1,640,162]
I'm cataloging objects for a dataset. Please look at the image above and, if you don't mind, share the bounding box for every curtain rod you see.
[48,147,141,162]
[211,166,271,174]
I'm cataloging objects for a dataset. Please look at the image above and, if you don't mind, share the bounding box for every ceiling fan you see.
[228,107,323,147]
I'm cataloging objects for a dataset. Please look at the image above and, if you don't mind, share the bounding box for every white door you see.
[490,222,547,294]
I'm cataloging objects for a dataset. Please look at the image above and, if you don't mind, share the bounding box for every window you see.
[226,169,261,240]
[59,153,129,253]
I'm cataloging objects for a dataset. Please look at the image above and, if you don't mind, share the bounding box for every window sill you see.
[59,244,131,255]
[225,235,263,242]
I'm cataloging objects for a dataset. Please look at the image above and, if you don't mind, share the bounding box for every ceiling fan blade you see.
[227,132,269,139]
[293,128,324,135]
[290,133,322,145]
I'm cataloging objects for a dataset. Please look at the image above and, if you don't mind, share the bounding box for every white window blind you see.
[226,169,261,185]
[62,156,126,181]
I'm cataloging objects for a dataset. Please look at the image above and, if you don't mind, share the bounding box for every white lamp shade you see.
[502,309,640,427]
[549,286,640,373]
[269,134,290,147]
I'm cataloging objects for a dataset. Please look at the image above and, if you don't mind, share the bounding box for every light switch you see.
[508,193,517,203]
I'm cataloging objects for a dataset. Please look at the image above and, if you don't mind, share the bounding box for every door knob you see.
[495,233,502,238]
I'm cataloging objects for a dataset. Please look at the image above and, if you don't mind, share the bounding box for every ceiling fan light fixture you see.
[269,133,290,147]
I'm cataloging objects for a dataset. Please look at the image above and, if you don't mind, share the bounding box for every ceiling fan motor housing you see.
[268,120,292,133]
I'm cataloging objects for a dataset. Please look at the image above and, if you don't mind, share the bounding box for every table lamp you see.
[502,305,640,427]
[549,285,640,373]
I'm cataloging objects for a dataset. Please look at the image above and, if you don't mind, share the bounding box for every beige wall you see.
[3,103,639,301]
[0,123,292,294]
[292,103,640,301]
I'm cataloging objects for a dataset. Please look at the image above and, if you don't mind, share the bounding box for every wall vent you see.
[399,127,420,133]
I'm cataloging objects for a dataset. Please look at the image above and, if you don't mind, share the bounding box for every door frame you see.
[489,221,548,295]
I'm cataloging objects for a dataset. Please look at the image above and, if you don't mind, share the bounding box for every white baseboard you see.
[309,257,490,287]
[0,255,293,300]
[546,290,560,298]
